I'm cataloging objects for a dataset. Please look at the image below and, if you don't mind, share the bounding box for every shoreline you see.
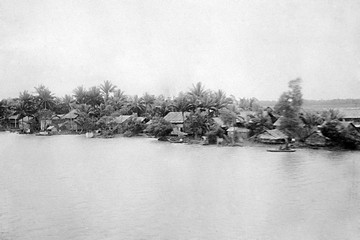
[2,130,355,151]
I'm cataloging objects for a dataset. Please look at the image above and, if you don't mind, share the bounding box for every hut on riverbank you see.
[163,112,190,133]
[8,114,21,128]
[256,129,288,144]
[19,116,34,132]
[304,131,330,147]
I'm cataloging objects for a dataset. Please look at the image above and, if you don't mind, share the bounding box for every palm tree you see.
[153,95,172,117]
[213,90,232,110]
[128,95,145,116]
[73,86,87,104]
[62,95,74,111]
[109,89,127,110]
[18,90,36,116]
[34,85,55,110]
[187,82,209,108]
[85,86,104,107]
[142,92,155,116]
[100,80,117,104]
[188,82,207,98]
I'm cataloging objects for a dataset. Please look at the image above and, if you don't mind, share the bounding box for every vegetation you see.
[321,120,360,149]
[1,79,360,149]
[145,118,173,137]
[274,78,303,138]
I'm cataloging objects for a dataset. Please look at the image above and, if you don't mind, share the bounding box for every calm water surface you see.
[0,133,360,240]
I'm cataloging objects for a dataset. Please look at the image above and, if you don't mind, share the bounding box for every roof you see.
[339,121,358,131]
[9,114,21,120]
[163,112,190,124]
[273,116,284,127]
[306,131,329,140]
[136,117,146,122]
[61,109,79,119]
[258,129,288,140]
[52,114,63,120]
[340,109,360,119]
[114,115,132,124]
[227,127,250,132]
[21,116,33,122]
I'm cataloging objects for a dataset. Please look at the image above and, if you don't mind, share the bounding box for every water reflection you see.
[0,133,360,239]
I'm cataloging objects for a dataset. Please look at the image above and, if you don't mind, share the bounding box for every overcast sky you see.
[1,0,360,100]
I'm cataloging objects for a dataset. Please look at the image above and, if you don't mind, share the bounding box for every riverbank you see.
[2,130,358,151]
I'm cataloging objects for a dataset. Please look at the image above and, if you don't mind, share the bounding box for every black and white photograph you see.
[1,0,360,239]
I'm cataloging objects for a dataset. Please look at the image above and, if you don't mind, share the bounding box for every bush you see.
[145,118,173,137]
[206,126,225,144]
[120,118,146,137]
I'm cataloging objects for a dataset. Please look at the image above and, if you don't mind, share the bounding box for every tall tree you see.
[213,90,232,110]
[128,95,145,116]
[274,78,303,138]
[187,82,209,108]
[18,90,36,116]
[73,86,87,104]
[100,80,117,104]
[34,85,55,110]
[142,92,156,116]
[109,89,127,110]
[85,86,104,107]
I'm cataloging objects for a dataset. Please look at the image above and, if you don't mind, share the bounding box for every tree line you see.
[1,79,358,148]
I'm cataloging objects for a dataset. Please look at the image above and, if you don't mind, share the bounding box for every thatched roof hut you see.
[305,131,330,147]
[61,109,79,120]
[257,129,288,144]
[163,112,190,124]
[114,115,132,124]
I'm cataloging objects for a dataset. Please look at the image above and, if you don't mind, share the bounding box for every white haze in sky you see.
[1,0,360,100]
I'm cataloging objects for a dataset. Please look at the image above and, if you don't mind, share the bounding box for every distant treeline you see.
[260,99,360,110]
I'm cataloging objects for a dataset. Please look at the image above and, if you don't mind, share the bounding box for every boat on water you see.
[267,149,296,152]
[35,131,51,136]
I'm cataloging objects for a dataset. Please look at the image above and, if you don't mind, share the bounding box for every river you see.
[0,133,359,240]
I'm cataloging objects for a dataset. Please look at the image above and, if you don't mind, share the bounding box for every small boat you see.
[267,149,296,152]
[36,131,51,136]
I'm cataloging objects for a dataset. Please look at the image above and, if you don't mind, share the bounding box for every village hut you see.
[339,109,360,123]
[238,111,256,123]
[46,125,58,134]
[38,110,53,131]
[273,116,284,129]
[305,131,330,147]
[229,127,250,139]
[19,116,34,132]
[62,109,79,120]
[58,121,77,131]
[257,129,288,144]
[227,127,248,143]
[8,114,21,128]
[338,121,359,134]
[61,109,79,131]
[114,115,133,124]
[163,112,190,133]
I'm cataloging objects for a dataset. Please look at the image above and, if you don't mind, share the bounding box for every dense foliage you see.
[321,120,360,149]
[145,118,173,137]
[274,78,303,138]
[1,79,359,149]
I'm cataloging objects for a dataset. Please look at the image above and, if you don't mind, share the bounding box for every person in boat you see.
[279,138,291,150]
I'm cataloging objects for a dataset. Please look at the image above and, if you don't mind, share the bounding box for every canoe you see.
[267,149,296,152]
[36,131,51,136]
